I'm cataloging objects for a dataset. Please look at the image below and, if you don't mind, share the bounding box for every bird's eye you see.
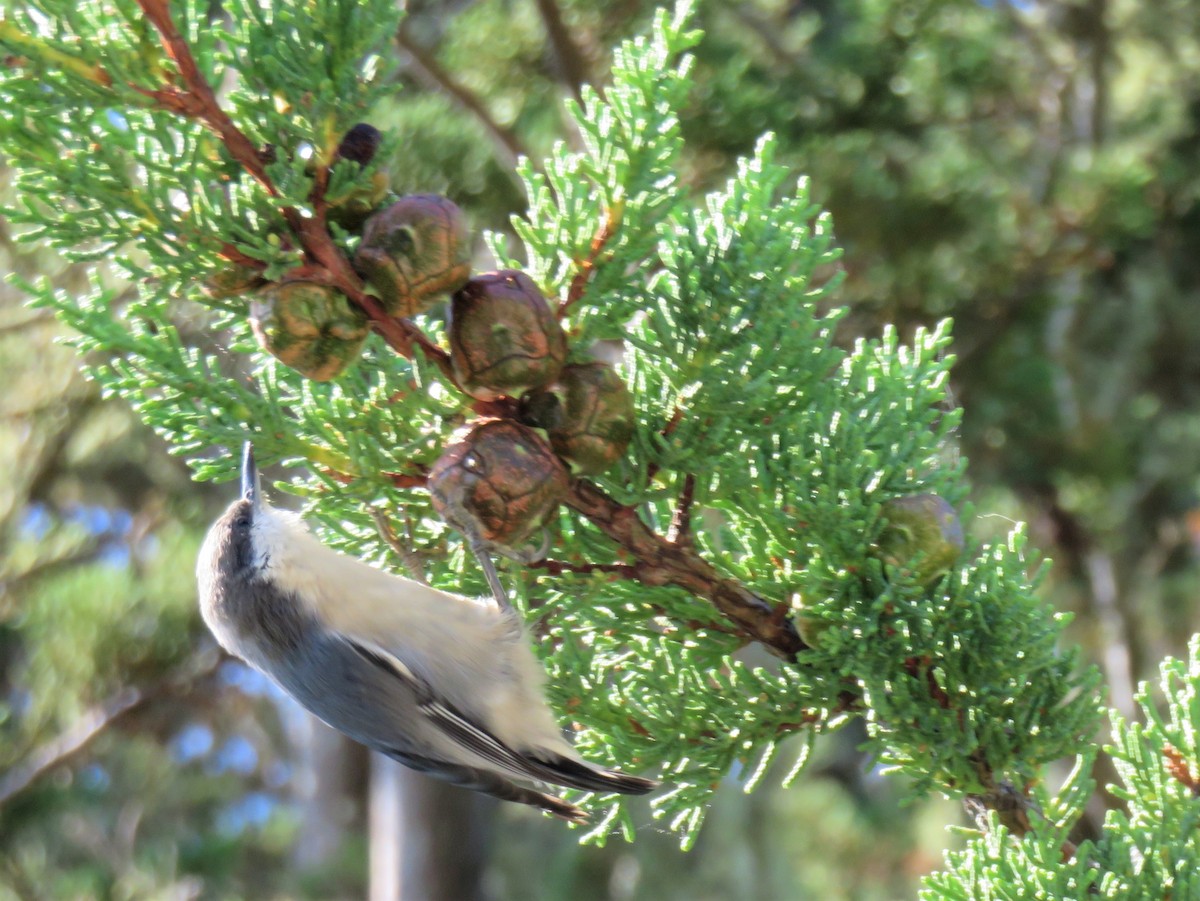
[235,515,251,530]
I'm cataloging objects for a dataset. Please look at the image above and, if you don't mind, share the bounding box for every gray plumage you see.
[195,446,656,821]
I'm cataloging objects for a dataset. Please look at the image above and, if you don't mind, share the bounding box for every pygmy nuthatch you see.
[196,445,656,821]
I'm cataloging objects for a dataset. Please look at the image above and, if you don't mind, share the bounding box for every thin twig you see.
[395,22,529,171]
[532,0,591,103]
[774,693,859,737]
[529,558,639,578]
[385,470,429,490]
[468,537,511,611]
[0,650,223,808]
[370,506,427,583]
[565,477,805,659]
[903,654,952,709]
[558,208,619,318]
[135,0,273,193]
[644,406,684,484]
[217,241,267,270]
[964,776,1034,838]
[0,688,143,806]
[1163,744,1200,796]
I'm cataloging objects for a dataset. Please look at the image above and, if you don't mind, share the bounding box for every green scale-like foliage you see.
[1,0,1101,851]
[926,635,1200,899]
[1,0,401,285]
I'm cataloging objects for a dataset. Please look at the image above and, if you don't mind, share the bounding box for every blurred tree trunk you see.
[292,715,368,869]
[370,753,498,901]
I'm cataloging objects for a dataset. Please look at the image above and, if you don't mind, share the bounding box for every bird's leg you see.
[465,525,511,612]
[427,469,512,611]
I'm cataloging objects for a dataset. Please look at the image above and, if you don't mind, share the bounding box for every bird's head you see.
[198,443,273,587]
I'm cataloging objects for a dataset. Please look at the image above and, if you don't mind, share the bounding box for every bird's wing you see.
[340,635,657,796]
[343,635,560,784]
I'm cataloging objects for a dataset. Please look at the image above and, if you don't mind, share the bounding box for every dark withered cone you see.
[336,123,383,165]
[325,123,390,231]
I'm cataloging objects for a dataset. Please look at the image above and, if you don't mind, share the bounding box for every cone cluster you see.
[211,123,637,549]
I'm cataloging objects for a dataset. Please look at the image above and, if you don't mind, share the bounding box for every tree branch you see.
[133,1,455,381]
[644,406,684,484]
[964,778,1034,838]
[558,207,619,317]
[667,472,696,547]
[532,0,591,103]
[529,557,639,578]
[0,688,144,807]
[548,499,1039,840]
[135,0,274,193]
[565,478,805,659]
[1164,744,1200,796]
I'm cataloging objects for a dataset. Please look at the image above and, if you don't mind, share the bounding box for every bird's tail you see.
[522,750,659,795]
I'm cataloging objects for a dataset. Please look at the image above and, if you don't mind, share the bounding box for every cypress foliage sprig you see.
[926,636,1200,898]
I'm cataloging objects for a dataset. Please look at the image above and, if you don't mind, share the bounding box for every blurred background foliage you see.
[4,0,1200,897]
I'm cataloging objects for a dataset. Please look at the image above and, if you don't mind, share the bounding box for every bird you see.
[195,443,657,821]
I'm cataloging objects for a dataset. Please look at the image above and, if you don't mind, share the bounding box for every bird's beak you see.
[241,442,261,509]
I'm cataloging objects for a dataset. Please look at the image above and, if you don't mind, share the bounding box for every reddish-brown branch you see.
[130,83,206,118]
[775,692,862,738]
[895,660,1039,838]
[387,471,428,490]
[566,478,804,660]
[136,0,455,383]
[469,397,521,420]
[136,0,274,193]
[558,210,619,318]
[627,716,651,738]
[904,655,952,709]
[308,160,331,217]
[1164,744,1200,796]
[324,464,426,490]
